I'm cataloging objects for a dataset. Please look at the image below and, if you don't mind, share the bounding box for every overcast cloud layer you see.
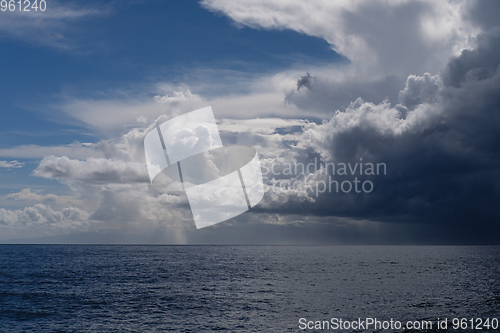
[0,0,499,244]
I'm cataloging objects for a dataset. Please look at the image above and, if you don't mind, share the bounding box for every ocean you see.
[0,245,499,332]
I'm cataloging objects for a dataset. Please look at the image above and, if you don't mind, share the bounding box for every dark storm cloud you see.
[465,0,500,31]
[257,29,500,241]
[442,28,500,88]
[296,72,314,90]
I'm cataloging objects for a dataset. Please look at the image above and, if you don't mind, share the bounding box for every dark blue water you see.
[0,246,499,332]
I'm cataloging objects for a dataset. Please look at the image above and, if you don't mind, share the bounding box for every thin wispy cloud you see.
[0,1,110,50]
[0,160,24,168]
[0,143,104,159]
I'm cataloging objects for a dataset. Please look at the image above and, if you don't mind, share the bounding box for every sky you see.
[0,0,499,244]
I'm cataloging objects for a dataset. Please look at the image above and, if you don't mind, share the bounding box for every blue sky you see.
[0,0,340,146]
[1,0,499,244]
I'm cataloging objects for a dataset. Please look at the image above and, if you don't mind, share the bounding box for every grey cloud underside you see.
[286,74,404,115]
[34,156,149,184]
